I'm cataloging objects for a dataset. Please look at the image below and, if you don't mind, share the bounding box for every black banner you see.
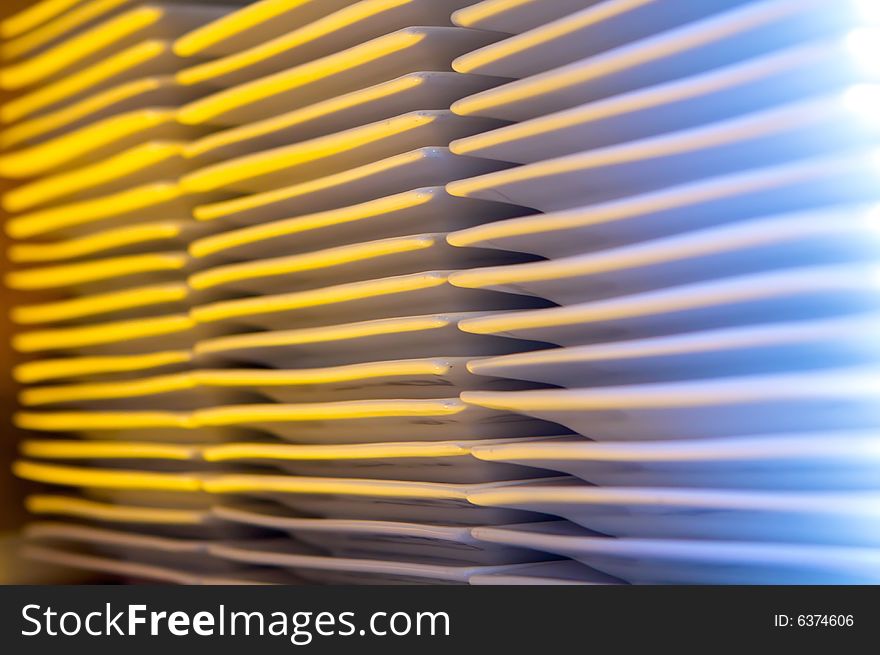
[0,585,875,653]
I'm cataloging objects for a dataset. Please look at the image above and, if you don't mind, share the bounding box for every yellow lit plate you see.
[8,220,193,264]
[185,72,503,165]
[194,311,542,368]
[451,0,597,34]
[189,186,525,261]
[194,398,557,442]
[178,27,503,126]
[0,4,228,90]
[190,270,546,330]
[193,147,510,227]
[176,0,479,88]
[174,0,354,59]
[1,40,179,123]
[14,351,193,385]
[181,111,503,194]
[188,233,525,296]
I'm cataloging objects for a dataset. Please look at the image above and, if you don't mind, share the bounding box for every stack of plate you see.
[7,0,880,585]
[4,0,583,585]
[440,0,880,583]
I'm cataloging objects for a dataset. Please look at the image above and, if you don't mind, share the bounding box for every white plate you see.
[0,40,180,123]
[6,251,190,293]
[202,437,553,483]
[449,205,880,306]
[191,187,529,262]
[173,0,356,59]
[213,503,545,565]
[208,540,547,584]
[469,559,620,585]
[193,148,512,229]
[8,220,199,265]
[0,108,208,180]
[19,371,259,410]
[468,484,880,546]
[447,94,880,213]
[203,476,564,525]
[454,0,748,79]
[198,357,532,404]
[451,0,848,121]
[12,313,196,356]
[178,27,504,126]
[0,4,228,90]
[471,432,880,490]
[13,350,193,385]
[183,111,504,195]
[185,72,506,165]
[451,37,862,164]
[191,271,550,331]
[457,262,880,347]
[189,234,532,296]
[461,365,880,440]
[23,521,238,573]
[4,141,191,212]
[12,282,190,327]
[194,312,548,368]
[22,493,228,538]
[195,398,560,443]
[452,0,604,34]
[466,312,880,388]
[472,522,880,584]
[177,0,483,88]
[0,76,199,153]
[446,149,880,259]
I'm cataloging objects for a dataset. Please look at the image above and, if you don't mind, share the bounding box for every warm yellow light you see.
[1,40,168,123]
[13,314,194,353]
[13,351,192,384]
[11,283,188,325]
[13,460,201,490]
[25,495,206,525]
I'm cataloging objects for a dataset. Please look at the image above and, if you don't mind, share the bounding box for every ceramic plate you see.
[190,187,528,262]
[469,559,619,585]
[177,0,482,89]
[197,357,531,403]
[471,522,880,584]
[182,111,504,194]
[185,72,506,165]
[0,40,180,123]
[446,94,879,213]
[448,205,880,306]
[451,37,861,164]
[189,234,531,296]
[8,220,199,265]
[174,0,356,59]
[471,431,880,490]
[452,0,604,34]
[191,270,550,331]
[469,484,880,546]
[194,312,548,368]
[192,148,511,229]
[465,312,880,388]
[461,364,880,440]
[213,503,545,565]
[13,350,193,385]
[445,149,880,259]
[451,0,845,121]
[454,0,748,79]
[203,475,565,524]
[0,4,227,90]
[178,27,503,126]
[194,398,560,442]
[201,437,552,483]
[456,262,880,347]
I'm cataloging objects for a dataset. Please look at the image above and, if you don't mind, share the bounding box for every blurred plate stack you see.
[6,0,880,585]
[443,0,880,583]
